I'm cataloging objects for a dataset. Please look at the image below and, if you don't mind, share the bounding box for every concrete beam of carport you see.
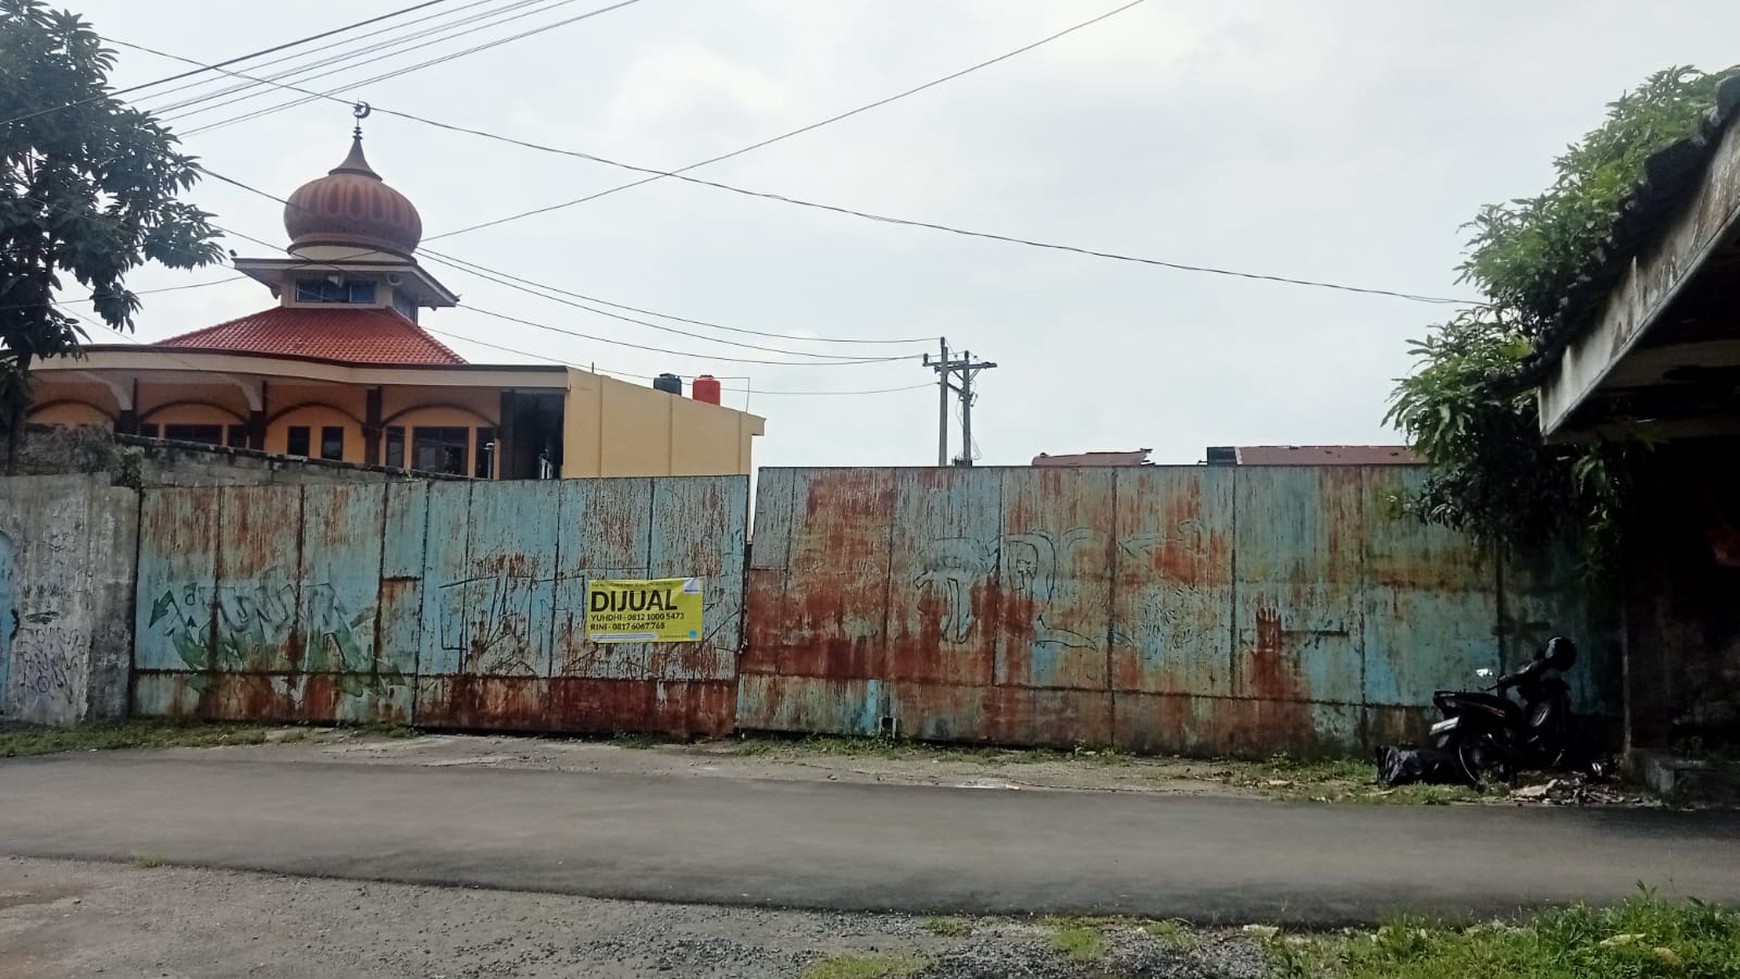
[1540,106,1740,438]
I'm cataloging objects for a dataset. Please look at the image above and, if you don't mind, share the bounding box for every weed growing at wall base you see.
[0,720,268,757]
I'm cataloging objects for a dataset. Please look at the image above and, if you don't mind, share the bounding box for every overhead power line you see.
[417,253,921,360]
[128,0,522,110]
[389,120,1481,305]
[0,275,250,314]
[140,0,563,121]
[209,220,908,367]
[168,0,615,133]
[47,208,927,396]
[0,0,461,127]
[135,36,1475,305]
[68,269,922,399]
[189,225,928,395]
[419,249,934,345]
[418,325,935,397]
[457,304,910,367]
[105,0,648,139]
[198,165,934,352]
[425,0,1152,240]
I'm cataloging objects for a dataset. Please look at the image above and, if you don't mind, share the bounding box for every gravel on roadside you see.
[0,856,1277,979]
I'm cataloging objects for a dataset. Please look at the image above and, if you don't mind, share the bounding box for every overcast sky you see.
[59,0,1740,468]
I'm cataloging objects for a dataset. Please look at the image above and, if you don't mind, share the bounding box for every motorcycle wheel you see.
[1452,735,1490,789]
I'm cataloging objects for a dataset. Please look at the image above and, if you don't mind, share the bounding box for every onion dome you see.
[283,136,422,257]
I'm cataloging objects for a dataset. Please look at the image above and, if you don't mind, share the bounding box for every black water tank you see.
[653,373,682,395]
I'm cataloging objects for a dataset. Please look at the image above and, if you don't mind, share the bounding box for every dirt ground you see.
[154,727,1644,807]
[208,728,1263,796]
[0,856,1271,979]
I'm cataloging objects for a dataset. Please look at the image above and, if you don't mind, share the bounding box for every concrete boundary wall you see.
[738,466,1614,756]
[0,474,138,725]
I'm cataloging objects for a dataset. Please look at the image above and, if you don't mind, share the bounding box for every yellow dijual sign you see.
[586,577,704,643]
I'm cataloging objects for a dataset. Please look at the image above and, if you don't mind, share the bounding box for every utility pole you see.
[934,338,949,466]
[922,342,998,467]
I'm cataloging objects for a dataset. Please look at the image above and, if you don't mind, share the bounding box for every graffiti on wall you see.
[914,530,1113,649]
[13,619,78,700]
[912,524,1220,651]
[437,572,554,676]
[143,581,373,672]
[0,522,91,724]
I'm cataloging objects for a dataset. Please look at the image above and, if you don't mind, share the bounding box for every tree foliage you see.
[1387,66,1738,570]
[0,0,222,433]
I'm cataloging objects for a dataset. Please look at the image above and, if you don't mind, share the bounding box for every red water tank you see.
[692,374,721,405]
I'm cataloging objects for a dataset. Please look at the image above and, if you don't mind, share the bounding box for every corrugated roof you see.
[1529,73,1740,379]
[157,306,465,365]
[1233,445,1419,466]
[1032,449,1152,467]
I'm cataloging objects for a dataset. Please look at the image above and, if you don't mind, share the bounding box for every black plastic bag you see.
[1375,745,1468,788]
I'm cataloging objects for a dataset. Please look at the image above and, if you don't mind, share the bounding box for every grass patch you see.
[370,723,419,739]
[1045,919,1110,963]
[1213,752,1483,805]
[1267,892,1740,978]
[607,732,668,750]
[735,734,922,760]
[732,735,1140,768]
[130,853,165,869]
[1143,918,1198,950]
[800,953,927,979]
[724,736,1481,806]
[0,720,268,758]
[921,916,973,937]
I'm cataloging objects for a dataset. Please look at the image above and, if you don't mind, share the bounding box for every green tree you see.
[0,0,222,439]
[1387,66,1738,571]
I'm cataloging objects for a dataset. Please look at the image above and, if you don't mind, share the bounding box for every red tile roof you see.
[1033,449,1153,467]
[156,306,465,365]
[1233,445,1419,465]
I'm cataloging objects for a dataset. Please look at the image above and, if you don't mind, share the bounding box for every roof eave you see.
[231,255,460,307]
[1536,75,1740,437]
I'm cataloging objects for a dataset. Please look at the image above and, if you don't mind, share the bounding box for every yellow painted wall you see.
[672,395,756,475]
[28,401,114,428]
[561,369,762,477]
[143,404,246,428]
[137,382,250,425]
[269,384,367,424]
[266,405,367,464]
[381,386,498,428]
[27,379,120,422]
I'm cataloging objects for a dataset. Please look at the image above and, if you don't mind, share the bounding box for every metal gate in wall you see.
[131,477,749,735]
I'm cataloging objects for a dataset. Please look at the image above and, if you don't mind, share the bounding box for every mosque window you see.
[295,279,378,304]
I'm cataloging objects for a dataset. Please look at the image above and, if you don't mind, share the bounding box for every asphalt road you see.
[3,752,1737,925]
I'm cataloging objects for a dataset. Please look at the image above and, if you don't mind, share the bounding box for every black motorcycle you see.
[1428,637,1606,787]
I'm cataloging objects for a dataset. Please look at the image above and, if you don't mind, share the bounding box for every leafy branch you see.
[1389,65,1738,574]
[1,0,224,440]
